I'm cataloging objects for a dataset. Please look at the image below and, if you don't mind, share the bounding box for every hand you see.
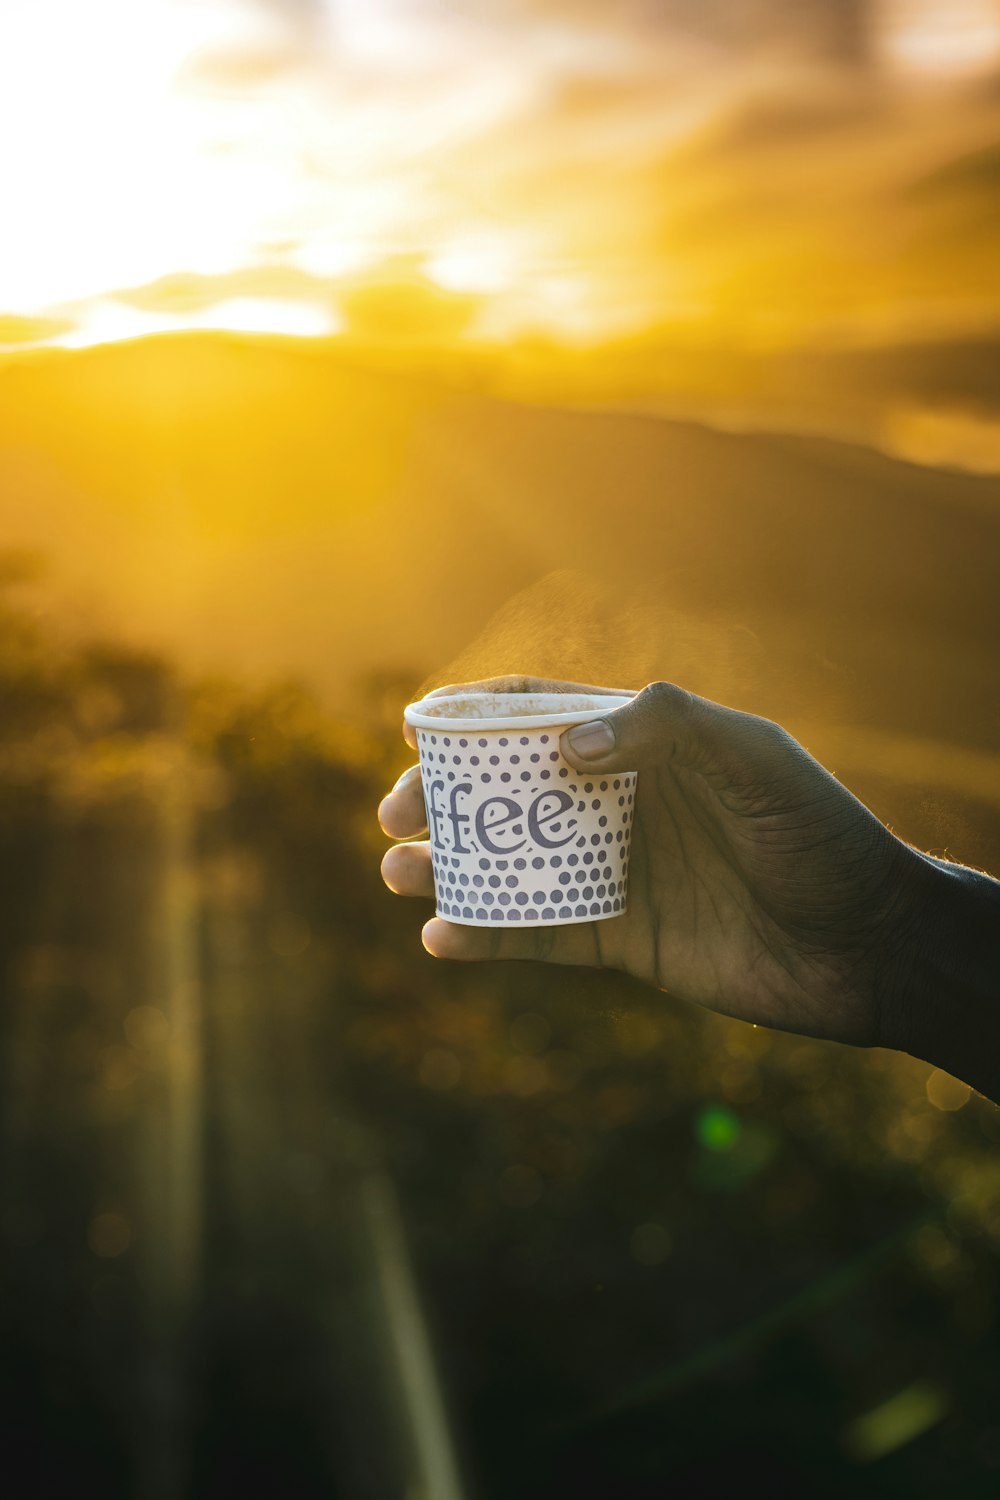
[380,677,929,1050]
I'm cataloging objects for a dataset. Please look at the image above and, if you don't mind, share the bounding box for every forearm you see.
[883,853,1000,1104]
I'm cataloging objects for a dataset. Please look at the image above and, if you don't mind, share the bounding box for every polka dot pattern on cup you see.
[414,724,635,928]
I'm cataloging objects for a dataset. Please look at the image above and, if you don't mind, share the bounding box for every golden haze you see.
[2,0,1000,381]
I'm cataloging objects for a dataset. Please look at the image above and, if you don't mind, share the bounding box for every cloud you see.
[116,267,330,312]
[0,314,75,346]
[109,255,486,346]
[685,83,886,157]
[8,0,1000,365]
[335,255,485,343]
[178,45,305,94]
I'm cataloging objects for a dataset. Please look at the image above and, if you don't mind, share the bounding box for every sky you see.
[2,0,1000,357]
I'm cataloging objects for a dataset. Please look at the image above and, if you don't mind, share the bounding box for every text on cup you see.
[426,781,578,855]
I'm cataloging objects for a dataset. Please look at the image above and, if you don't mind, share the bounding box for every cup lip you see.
[404,691,634,733]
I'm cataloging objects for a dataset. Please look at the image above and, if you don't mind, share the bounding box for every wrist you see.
[879,851,1000,1102]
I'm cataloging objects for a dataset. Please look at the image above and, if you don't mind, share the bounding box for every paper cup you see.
[403,692,637,927]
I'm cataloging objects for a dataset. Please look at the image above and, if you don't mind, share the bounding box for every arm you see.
[888,853,1000,1102]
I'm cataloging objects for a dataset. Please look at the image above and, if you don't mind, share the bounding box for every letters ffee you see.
[426,780,577,856]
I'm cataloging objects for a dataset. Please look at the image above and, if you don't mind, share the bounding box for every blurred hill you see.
[1,333,998,760]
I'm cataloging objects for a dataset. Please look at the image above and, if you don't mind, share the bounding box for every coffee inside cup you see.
[405,691,634,729]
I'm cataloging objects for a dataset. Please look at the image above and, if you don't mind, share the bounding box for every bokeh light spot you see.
[925,1068,971,1111]
[124,1004,169,1054]
[695,1104,742,1152]
[842,1380,951,1463]
[420,1048,462,1091]
[87,1211,132,1259]
[630,1222,673,1266]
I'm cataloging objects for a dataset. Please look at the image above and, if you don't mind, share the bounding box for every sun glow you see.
[879,0,1000,75]
[52,298,340,350]
[3,0,1000,357]
[0,1,255,310]
[0,0,392,339]
[0,0,553,346]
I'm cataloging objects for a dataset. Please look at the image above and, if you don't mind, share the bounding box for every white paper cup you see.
[403,692,637,927]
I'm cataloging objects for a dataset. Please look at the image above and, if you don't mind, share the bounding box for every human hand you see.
[380,677,931,1050]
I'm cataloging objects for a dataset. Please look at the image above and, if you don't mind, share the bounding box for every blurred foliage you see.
[1,563,998,1498]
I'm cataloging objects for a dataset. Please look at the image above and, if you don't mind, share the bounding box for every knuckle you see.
[638,680,694,720]
[745,715,797,756]
[733,715,816,785]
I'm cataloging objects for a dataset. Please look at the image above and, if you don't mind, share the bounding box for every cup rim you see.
[404,691,634,732]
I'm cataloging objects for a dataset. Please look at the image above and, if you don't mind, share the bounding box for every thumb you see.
[559,681,798,790]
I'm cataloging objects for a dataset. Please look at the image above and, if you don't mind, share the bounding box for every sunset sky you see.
[3,0,1000,358]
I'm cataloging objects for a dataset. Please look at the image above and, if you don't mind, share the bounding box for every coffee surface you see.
[410,692,632,724]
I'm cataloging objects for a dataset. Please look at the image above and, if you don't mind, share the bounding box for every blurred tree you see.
[1,561,998,1499]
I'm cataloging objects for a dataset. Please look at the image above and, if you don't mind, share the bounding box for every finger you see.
[558,681,817,794]
[381,842,434,898]
[421,915,605,967]
[404,677,638,750]
[377,765,427,838]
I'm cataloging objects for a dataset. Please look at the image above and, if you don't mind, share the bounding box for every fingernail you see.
[564,719,615,760]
